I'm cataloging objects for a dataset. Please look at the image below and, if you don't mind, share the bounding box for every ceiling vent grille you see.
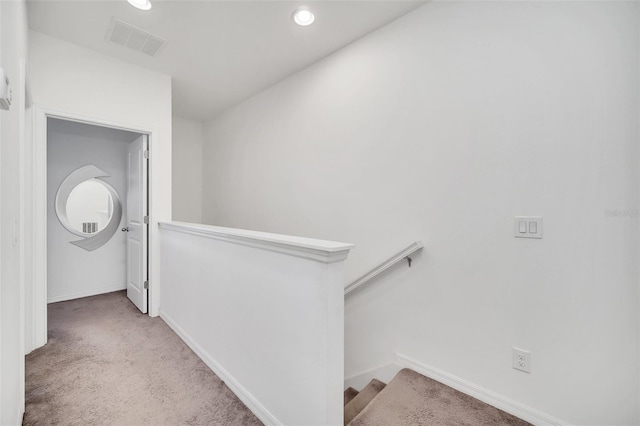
[106,18,166,57]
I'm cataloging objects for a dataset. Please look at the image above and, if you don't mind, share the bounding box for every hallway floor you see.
[24,291,262,426]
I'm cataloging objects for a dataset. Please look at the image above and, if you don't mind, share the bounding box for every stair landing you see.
[345,368,531,426]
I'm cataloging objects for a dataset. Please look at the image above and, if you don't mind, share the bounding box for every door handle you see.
[122,227,129,232]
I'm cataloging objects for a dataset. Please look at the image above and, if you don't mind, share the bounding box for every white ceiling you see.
[27,0,425,121]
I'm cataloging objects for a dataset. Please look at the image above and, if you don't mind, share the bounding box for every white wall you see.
[202,2,640,424]
[172,116,203,223]
[159,222,351,426]
[47,119,137,303]
[29,31,172,317]
[0,0,29,423]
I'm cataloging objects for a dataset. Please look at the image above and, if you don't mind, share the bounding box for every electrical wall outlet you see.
[512,347,531,373]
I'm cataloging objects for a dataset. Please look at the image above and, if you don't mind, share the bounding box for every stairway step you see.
[347,368,532,426]
[344,387,359,406]
[343,379,386,425]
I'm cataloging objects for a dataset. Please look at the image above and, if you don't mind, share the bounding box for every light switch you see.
[514,216,543,239]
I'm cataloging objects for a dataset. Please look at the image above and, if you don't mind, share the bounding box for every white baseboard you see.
[346,353,570,426]
[159,310,281,426]
[344,362,403,391]
[47,285,126,304]
[14,406,25,426]
[396,353,570,426]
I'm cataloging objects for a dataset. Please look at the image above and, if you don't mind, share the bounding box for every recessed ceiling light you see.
[292,8,314,26]
[127,0,152,11]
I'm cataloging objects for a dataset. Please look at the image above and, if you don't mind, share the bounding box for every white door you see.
[126,135,148,313]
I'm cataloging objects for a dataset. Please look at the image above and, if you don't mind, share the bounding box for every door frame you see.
[28,105,153,351]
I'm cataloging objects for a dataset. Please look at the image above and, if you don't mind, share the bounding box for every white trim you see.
[29,104,156,353]
[47,286,127,304]
[18,58,27,417]
[394,353,571,426]
[159,310,281,426]
[32,106,48,350]
[36,104,154,135]
[159,221,354,264]
[24,105,36,355]
[345,241,423,295]
[344,362,403,391]
[12,406,24,426]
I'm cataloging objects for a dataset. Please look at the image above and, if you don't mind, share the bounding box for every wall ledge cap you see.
[159,221,354,263]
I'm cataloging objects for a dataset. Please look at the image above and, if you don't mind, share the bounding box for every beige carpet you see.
[24,291,263,426]
[344,379,386,425]
[348,369,531,426]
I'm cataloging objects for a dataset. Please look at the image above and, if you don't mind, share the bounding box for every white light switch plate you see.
[514,216,542,239]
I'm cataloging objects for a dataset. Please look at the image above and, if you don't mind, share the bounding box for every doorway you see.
[45,118,150,313]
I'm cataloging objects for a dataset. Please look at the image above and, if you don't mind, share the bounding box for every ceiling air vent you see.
[106,18,166,57]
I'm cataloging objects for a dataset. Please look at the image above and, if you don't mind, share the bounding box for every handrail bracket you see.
[345,241,423,296]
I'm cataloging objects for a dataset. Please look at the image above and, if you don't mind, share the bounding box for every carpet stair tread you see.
[343,379,386,425]
[344,387,359,406]
[347,368,532,426]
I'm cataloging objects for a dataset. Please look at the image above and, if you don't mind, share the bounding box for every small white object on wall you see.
[512,347,531,373]
[0,67,12,110]
[514,216,543,239]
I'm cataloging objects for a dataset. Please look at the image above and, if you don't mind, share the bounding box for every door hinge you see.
[143,150,149,159]
[144,280,149,289]
[143,215,149,224]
